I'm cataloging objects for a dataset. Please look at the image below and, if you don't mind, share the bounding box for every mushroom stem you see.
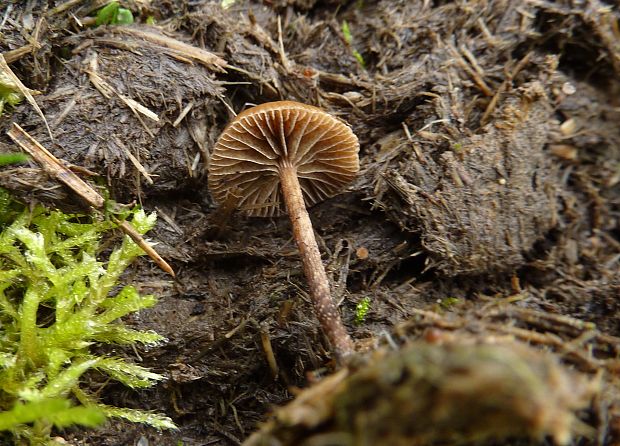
[279,164,355,362]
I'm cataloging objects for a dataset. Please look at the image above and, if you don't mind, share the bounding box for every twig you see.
[225,64,279,97]
[191,317,255,362]
[154,207,184,235]
[485,323,603,372]
[112,217,175,277]
[6,123,175,277]
[259,323,279,380]
[7,123,104,208]
[447,42,493,97]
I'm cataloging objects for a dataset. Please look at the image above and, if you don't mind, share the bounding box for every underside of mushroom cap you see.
[208,101,360,217]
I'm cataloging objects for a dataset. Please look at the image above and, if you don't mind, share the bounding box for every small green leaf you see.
[98,286,158,324]
[342,20,353,45]
[116,8,134,25]
[130,209,157,234]
[352,49,366,69]
[95,2,120,26]
[39,358,100,399]
[341,21,365,68]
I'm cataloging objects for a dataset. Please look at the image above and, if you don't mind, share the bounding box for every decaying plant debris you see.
[244,340,595,446]
[1,0,619,444]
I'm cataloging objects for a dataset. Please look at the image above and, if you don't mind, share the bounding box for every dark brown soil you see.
[1,0,619,445]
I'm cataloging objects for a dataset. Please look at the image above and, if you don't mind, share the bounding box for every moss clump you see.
[0,196,174,445]
[247,342,593,446]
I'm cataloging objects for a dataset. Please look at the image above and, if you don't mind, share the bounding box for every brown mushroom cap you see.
[208,101,360,217]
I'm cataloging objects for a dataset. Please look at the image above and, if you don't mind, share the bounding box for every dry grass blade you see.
[0,55,52,139]
[481,53,532,126]
[446,41,493,97]
[110,27,228,72]
[48,0,86,15]
[2,44,38,63]
[85,55,159,122]
[115,136,154,185]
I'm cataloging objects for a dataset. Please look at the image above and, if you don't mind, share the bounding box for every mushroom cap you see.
[208,101,360,217]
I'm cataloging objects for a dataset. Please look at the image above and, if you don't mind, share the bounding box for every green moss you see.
[0,200,175,444]
[354,297,371,325]
[0,154,28,167]
[342,21,366,69]
[438,297,460,310]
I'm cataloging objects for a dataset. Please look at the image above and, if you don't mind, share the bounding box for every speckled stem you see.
[279,164,354,362]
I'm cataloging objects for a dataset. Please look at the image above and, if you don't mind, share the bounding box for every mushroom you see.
[208,101,359,361]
